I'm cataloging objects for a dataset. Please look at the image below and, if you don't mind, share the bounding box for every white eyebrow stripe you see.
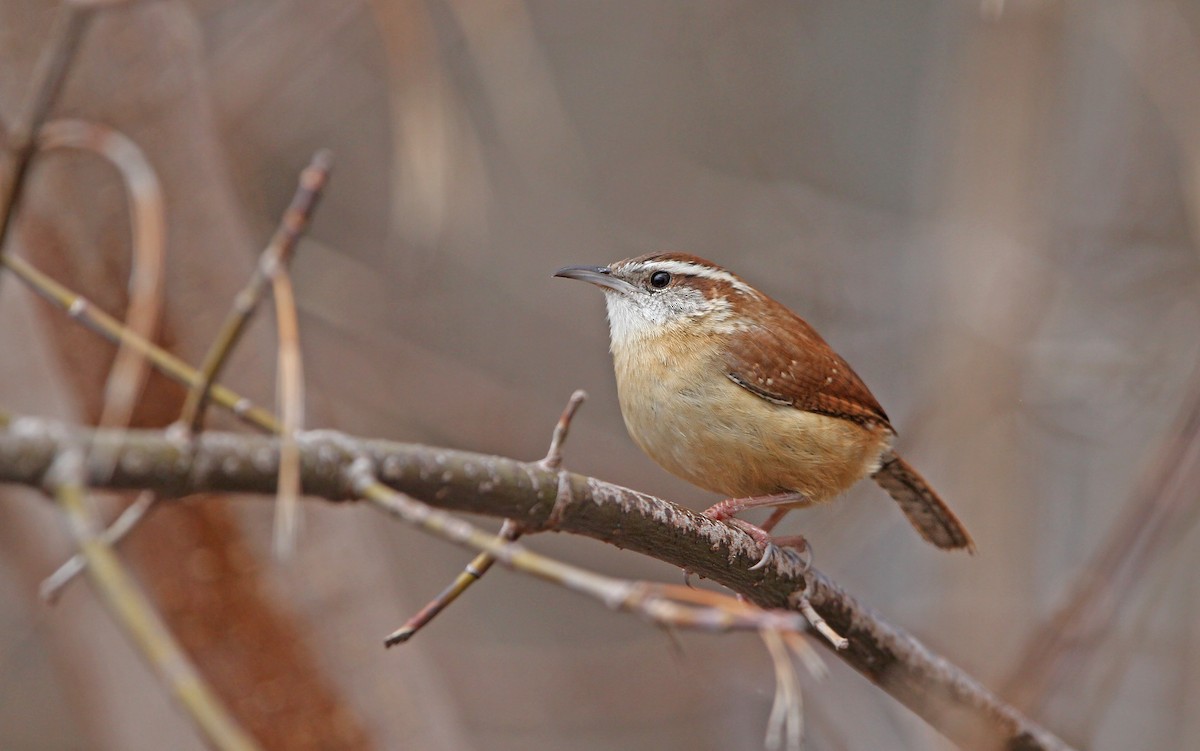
[631,260,759,295]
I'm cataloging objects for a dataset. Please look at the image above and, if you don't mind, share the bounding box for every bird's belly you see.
[616,348,890,501]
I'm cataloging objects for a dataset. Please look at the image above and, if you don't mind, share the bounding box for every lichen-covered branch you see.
[0,419,1074,751]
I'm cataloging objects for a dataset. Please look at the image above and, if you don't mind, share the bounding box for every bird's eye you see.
[649,271,672,289]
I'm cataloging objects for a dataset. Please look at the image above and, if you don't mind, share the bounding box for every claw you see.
[749,537,811,572]
[749,542,778,571]
[771,536,813,572]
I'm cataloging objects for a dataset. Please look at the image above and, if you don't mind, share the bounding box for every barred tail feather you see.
[872,452,975,552]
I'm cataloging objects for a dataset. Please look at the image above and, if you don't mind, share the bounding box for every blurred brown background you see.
[2,0,1200,749]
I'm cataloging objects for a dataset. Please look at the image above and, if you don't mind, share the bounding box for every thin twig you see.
[349,461,812,635]
[38,119,166,433]
[1,252,280,431]
[790,581,848,650]
[43,446,260,751]
[762,628,803,751]
[268,264,304,558]
[541,390,587,471]
[40,489,156,602]
[387,389,588,644]
[383,518,521,646]
[0,4,93,259]
[177,150,332,433]
[47,147,329,567]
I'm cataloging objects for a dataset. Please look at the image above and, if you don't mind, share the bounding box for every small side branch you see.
[349,460,811,636]
[386,389,587,645]
[40,489,155,602]
[382,518,521,646]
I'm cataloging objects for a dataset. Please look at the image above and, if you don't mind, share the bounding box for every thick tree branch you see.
[0,419,1073,751]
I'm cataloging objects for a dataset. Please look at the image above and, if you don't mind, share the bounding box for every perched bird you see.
[555,252,973,564]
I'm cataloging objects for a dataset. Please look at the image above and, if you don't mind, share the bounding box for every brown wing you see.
[721,302,891,430]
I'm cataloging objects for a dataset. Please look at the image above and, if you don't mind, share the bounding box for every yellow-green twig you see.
[384,519,521,646]
[47,448,260,751]
[1,252,280,432]
[268,264,304,557]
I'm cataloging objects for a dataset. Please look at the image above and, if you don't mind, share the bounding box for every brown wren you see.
[555,252,974,564]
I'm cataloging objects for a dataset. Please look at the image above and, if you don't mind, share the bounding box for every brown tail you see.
[872,452,975,552]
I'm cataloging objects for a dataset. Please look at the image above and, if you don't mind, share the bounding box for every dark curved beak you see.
[553,264,636,294]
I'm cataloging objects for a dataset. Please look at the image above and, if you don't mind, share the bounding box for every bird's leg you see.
[702,493,813,571]
[704,492,807,521]
[760,507,792,534]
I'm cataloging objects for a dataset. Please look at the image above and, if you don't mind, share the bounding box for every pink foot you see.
[702,498,812,571]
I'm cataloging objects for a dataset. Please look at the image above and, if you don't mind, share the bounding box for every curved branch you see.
[38,119,167,431]
[0,419,1074,751]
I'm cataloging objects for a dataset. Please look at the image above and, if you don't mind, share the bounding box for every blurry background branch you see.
[35,118,166,432]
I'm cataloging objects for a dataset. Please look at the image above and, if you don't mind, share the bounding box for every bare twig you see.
[1,252,281,431]
[176,150,328,559]
[351,461,813,637]
[6,117,169,596]
[541,389,587,470]
[382,518,521,646]
[177,150,332,433]
[790,580,848,651]
[43,445,259,751]
[762,628,803,751]
[23,121,165,600]
[40,489,156,602]
[38,119,166,432]
[268,262,304,558]
[387,389,588,644]
[0,420,1075,751]
[0,4,93,257]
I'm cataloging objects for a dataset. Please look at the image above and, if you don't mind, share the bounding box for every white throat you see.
[603,293,662,349]
[602,287,736,353]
